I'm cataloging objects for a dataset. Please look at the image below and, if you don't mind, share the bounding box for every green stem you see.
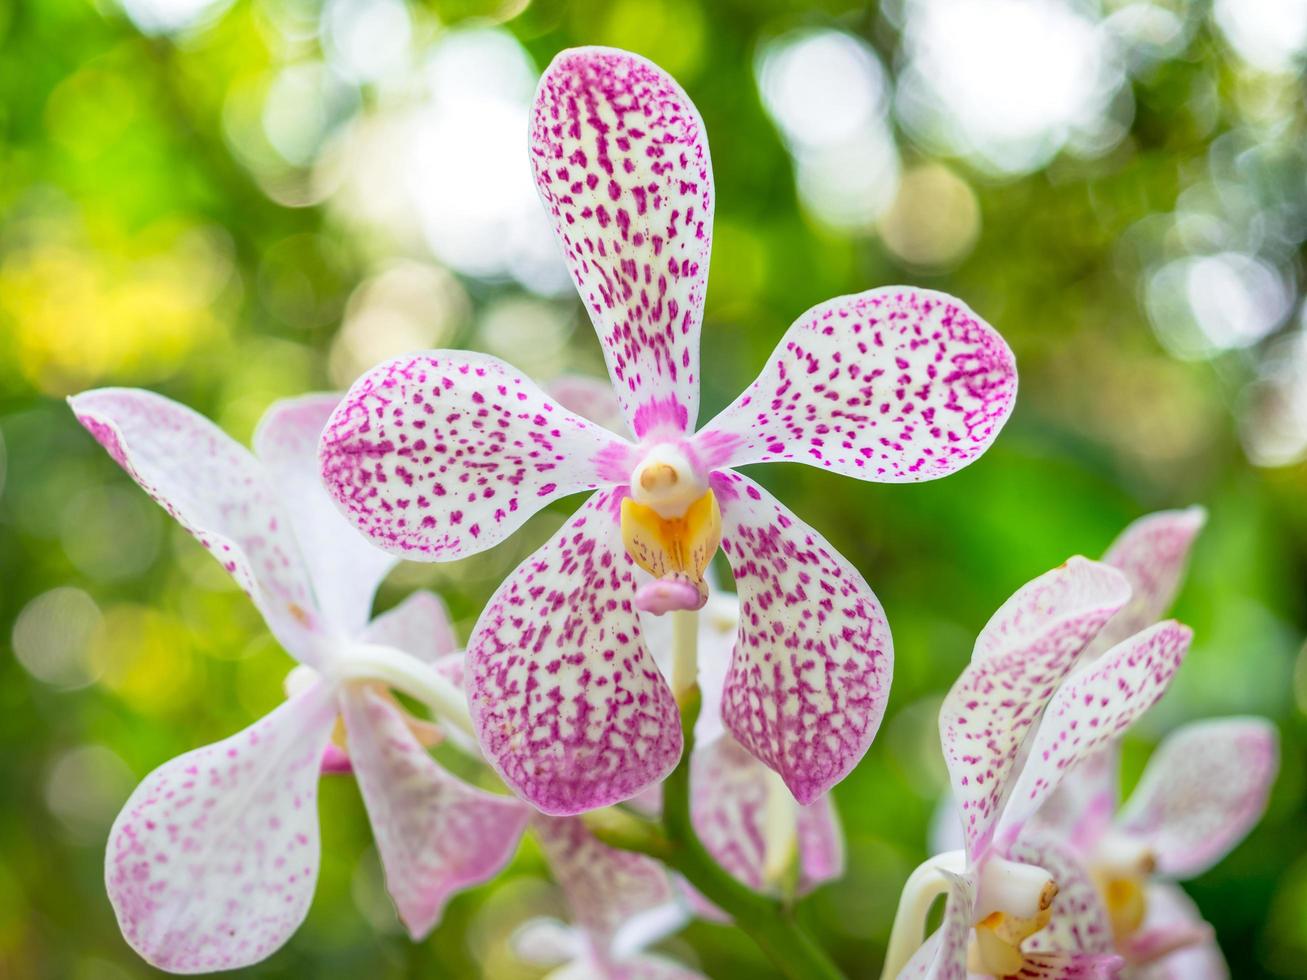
[590,687,846,980]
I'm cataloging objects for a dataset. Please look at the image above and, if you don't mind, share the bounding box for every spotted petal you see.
[1089,507,1206,657]
[1128,884,1226,980]
[1010,832,1115,955]
[1032,746,1121,855]
[339,685,529,938]
[105,684,337,972]
[711,470,892,804]
[319,352,633,561]
[466,489,682,814]
[1116,717,1277,879]
[71,388,324,664]
[940,558,1131,858]
[530,47,713,439]
[995,621,1193,851]
[1015,954,1126,978]
[695,288,1016,482]
[533,815,675,944]
[254,393,397,637]
[361,590,459,664]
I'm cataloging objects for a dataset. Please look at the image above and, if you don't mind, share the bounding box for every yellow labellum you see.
[620,488,722,584]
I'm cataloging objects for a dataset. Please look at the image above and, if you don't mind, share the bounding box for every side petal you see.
[994,622,1193,850]
[712,470,892,804]
[319,352,634,561]
[339,686,529,939]
[1009,832,1115,955]
[362,590,460,663]
[104,685,337,972]
[940,558,1131,858]
[531,47,713,439]
[1127,884,1227,980]
[548,374,631,437]
[1116,717,1278,878]
[71,388,323,664]
[533,815,675,945]
[695,288,1016,482]
[1090,507,1206,656]
[466,489,682,815]
[253,393,397,637]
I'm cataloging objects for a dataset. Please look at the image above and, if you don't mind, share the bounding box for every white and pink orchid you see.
[317,45,1018,817]
[71,390,530,972]
[882,555,1195,978]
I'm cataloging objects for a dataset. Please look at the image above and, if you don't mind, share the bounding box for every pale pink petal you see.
[994,622,1193,851]
[466,489,682,814]
[1116,717,1277,878]
[1128,884,1227,980]
[940,558,1131,858]
[712,470,891,804]
[608,954,707,980]
[319,352,634,561]
[1014,953,1124,978]
[253,393,397,637]
[1089,507,1206,657]
[1031,745,1120,856]
[105,684,337,972]
[530,47,713,439]
[548,374,631,437]
[339,686,529,939]
[1010,832,1115,955]
[361,590,459,663]
[695,288,1016,482]
[897,871,976,980]
[71,388,324,665]
[534,815,675,944]
[797,793,845,889]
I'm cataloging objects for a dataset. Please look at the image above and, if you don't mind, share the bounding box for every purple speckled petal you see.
[690,734,843,894]
[548,374,631,437]
[105,684,337,972]
[1010,832,1115,955]
[534,815,676,945]
[1116,717,1277,879]
[695,288,1016,482]
[339,686,529,939]
[1087,507,1206,659]
[466,489,682,815]
[897,871,976,980]
[995,621,1193,851]
[1127,885,1226,980]
[319,352,634,562]
[711,470,891,805]
[530,47,713,439]
[1015,953,1125,978]
[1032,745,1121,856]
[253,393,397,637]
[70,388,324,665]
[940,558,1131,859]
[361,590,459,663]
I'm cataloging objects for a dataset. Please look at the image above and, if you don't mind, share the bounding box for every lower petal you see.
[1017,953,1126,978]
[466,489,682,815]
[712,470,892,804]
[105,684,337,972]
[1126,884,1227,980]
[340,686,529,939]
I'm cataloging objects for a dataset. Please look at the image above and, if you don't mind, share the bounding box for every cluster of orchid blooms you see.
[69,46,1276,980]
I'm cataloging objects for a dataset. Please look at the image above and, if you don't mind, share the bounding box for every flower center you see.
[967,857,1059,976]
[621,444,721,614]
[1090,833,1157,943]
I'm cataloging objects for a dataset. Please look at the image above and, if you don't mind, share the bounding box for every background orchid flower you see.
[318,44,1018,818]
[70,390,529,972]
[882,556,1195,978]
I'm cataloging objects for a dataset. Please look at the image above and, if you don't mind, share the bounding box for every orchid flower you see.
[317,45,1018,817]
[70,390,530,972]
[881,556,1195,978]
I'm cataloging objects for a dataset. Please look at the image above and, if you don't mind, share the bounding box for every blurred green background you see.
[2,0,1306,976]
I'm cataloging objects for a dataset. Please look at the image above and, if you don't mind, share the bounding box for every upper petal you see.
[530,47,713,439]
[71,388,324,665]
[1089,507,1206,657]
[712,470,892,804]
[1010,832,1115,956]
[361,590,460,663]
[695,288,1016,481]
[254,393,397,637]
[339,685,529,939]
[466,489,682,814]
[105,684,337,973]
[940,558,1131,859]
[994,621,1193,851]
[1116,717,1278,878]
[319,352,633,561]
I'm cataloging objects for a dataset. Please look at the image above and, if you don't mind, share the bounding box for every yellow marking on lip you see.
[620,488,721,583]
[967,895,1056,975]
[1099,873,1147,941]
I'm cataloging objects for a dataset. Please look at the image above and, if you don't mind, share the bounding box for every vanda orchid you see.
[881,556,1195,978]
[317,45,1018,817]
